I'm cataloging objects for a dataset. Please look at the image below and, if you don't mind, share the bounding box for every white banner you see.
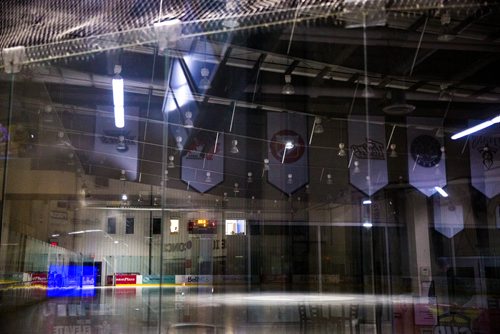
[468,121,500,198]
[407,117,446,197]
[433,196,464,238]
[267,112,309,195]
[348,116,388,196]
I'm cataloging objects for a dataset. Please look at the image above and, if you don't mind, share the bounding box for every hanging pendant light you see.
[199,67,211,90]
[353,160,360,174]
[314,117,324,134]
[184,111,194,128]
[230,139,239,154]
[116,135,128,153]
[205,171,212,183]
[263,158,270,171]
[338,143,346,157]
[222,0,240,29]
[282,74,295,95]
[176,136,183,151]
[326,173,333,185]
[389,143,397,158]
[167,155,175,169]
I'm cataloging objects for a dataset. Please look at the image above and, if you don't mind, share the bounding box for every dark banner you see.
[348,115,388,196]
[181,131,224,193]
[267,112,309,195]
[407,117,446,197]
[95,107,139,181]
[468,120,500,198]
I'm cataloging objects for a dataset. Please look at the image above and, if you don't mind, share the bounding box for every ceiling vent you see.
[382,90,415,115]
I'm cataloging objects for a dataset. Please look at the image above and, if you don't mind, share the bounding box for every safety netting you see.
[0,0,492,67]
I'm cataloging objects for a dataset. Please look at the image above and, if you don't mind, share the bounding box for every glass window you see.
[152,218,161,235]
[2,2,500,334]
[125,217,134,234]
[170,219,179,234]
[107,217,116,234]
[225,219,246,235]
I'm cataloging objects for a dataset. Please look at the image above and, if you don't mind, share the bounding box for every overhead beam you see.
[220,46,233,67]
[469,85,496,97]
[378,76,392,88]
[279,27,500,52]
[408,80,427,92]
[451,8,492,36]
[407,15,428,32]
[313,66,331,85]
[250,53,267,83]
[285,60,301,75]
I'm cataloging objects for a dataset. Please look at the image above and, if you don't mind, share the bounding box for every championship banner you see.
[95,107,139,181]
[181,131,224,193]
[267,112,309,195]
[407,117,446,197]
[348,116,388,196]
[433,196,464,238]
[468,120,500,198]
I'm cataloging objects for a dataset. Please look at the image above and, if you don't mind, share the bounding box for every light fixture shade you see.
[199,67,211,90]
[184,111,194,128]
[199,77,211,90]
[223,0,239,29]
[116,135,128,152]
[205,172,212,183]
[389,143,397,158]
[263,158,270,171]
[314,123,324,134]
[338,143,346,157]
[230,139,239,154]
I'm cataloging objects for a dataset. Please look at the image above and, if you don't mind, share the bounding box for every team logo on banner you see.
[348,116,388,196]
[468,121,500,198]
[181,131,223,193]
[95,107,139,181]
[433,196,464,238]
[407,117,446,197]
[267,112,308,195]
[270,130,305,163]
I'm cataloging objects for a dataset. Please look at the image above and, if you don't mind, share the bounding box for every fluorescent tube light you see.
[451,115,500,140]
[84,229,102,233]
[362,221,373,228]
[112,76,125,128]
[362,199,372,205]
[434,186,449,198]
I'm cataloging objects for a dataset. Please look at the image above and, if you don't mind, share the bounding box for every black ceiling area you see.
[1,0,500,204]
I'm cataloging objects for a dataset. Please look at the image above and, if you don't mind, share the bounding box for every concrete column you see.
[405,190,432,296]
